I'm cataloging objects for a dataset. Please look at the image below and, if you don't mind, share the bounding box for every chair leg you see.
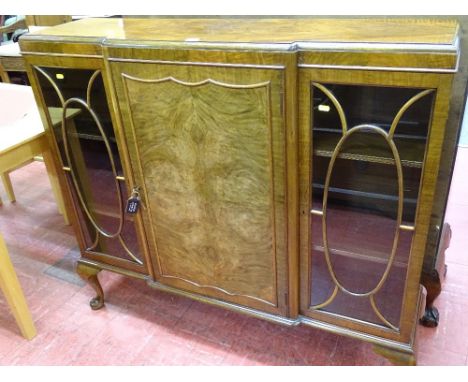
[42,150,70,225]
[0,234,37,340]
[0,63,10,83]
[1,173,16,202]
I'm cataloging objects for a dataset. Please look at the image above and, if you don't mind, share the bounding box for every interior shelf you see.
[313,131,426,168]
[311,244,408,268]
[67,131,118,144]
[309,201,414,268]
[312,183,418,205]
[313,126,427,141]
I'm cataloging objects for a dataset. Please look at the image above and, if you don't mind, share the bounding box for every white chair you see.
[0,82,68,224]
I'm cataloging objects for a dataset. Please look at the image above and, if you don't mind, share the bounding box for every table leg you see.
[0,234,37,340]
[1,172,15,202]
[42,149,70,225]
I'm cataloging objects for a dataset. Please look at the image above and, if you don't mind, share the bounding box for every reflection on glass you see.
[35,67,143,265]
[309,83,435,329]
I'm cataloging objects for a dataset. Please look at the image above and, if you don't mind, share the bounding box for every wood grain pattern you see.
[19,18,458,73]
[128,78,275,299]
[24,17,458,45]
[117,64,287,310]
[299,51,457,71]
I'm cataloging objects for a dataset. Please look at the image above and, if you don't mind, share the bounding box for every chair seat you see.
[0,83,44,153]
[0,81,78,223]
[0,41,21,57]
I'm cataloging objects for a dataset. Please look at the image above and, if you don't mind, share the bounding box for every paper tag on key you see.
[126,188,141,214]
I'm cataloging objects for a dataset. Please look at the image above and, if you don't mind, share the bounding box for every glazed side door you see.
[298,67,453,344]
[24,55,148,276]
[108,48,293,315]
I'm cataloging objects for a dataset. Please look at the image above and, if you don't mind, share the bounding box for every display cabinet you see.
[19,17,460,365]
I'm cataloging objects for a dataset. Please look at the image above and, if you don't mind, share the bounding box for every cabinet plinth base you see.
[373,345,416,366]
[76,262,105,310]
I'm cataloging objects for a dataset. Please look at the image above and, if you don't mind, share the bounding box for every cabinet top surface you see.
[22,17,458,48]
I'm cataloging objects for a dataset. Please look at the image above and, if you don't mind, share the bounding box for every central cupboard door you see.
[110,55,289,314]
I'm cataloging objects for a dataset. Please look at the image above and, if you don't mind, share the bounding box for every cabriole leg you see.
[76,262,105,310]
[420,223,451,328]
[420,269,442,327]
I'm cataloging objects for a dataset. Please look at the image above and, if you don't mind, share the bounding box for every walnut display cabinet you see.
[19,17,460,365]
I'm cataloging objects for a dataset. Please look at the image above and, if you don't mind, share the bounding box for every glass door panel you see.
[309,82,435,330]
[34,66,144,269]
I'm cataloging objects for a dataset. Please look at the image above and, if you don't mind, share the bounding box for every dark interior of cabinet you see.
[1,71,29,85]
[36,67,123,175]
[311,84,435,222]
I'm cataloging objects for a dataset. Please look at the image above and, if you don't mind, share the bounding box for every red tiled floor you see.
[1,149,468,365]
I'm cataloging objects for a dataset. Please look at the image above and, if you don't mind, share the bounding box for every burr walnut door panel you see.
[110,60,288,315]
